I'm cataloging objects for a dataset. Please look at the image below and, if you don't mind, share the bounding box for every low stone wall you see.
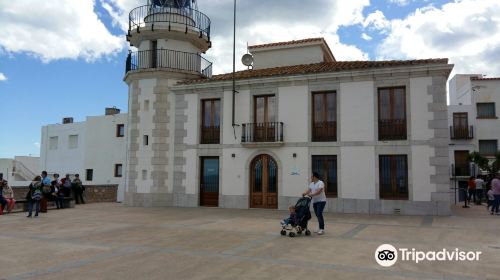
[10,184,118,203]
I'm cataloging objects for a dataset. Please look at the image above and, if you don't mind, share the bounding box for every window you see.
[116,124,125,137]
[201,99,221,144]
[151,40,157,68]
[477,103,496,118]
[312,155,337,197]
[378,87,407,140]
[142,170,147,180]
[114,164,123,177]
[312,91,336,142]
[49,136,58,150]
[143,135,149,146]
[86,169,94,181]
[68,135,78,149]
[451,113,472,139]
[479,140,498,156]
[379,155,408,200]
[144,100,150,111]
[454,151,470,176]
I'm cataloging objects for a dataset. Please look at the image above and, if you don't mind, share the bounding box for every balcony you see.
[450,126,474,140]
[128,5,210,39]
[200,126,220,144]
[125,49,212,78]
[241,122,284,145]
[312,121,337,142]
[378,119,407,141]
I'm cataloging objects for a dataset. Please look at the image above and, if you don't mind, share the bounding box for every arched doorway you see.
[250,154,278,209]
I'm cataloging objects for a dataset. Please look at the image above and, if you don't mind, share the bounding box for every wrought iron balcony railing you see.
[450,125,474,140]
[125,49,212,78]
[200,126,220,144]
[312,121,337,142]
[129,5,211,40]
[378,119,407,141]
[241,122,284,143]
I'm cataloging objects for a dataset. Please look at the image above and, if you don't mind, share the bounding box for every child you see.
[487,187,494,213]
[281,206,296,227]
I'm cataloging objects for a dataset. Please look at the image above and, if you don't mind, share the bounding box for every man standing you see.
[40,171,52,213]
[491,173,500,215]
[303,172,327,235]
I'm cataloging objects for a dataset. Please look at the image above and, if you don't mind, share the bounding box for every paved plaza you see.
[0,203,499,280]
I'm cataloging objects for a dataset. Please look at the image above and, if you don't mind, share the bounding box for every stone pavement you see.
[0,203,499,280]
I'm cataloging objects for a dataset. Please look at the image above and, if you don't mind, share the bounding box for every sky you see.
[1,0,500,158]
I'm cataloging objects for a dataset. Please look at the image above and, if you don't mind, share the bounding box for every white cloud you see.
[0,73,6,81]
[34,142,41,149]
[363,10,390,32]
[0,0,125,62]
[361,33,373,41]
[376,0,500,76]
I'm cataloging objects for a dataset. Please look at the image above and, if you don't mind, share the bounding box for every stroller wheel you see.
[280,230,286,236]
[289,232,296,237]
[305,230,311,236]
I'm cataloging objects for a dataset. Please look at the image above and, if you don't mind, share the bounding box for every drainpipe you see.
[231,0,238,139]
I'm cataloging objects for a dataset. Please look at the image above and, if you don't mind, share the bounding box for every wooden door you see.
[200,157,219,207]
[250,154,278,209]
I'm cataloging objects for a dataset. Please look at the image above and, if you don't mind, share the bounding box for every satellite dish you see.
[241,54,254,67]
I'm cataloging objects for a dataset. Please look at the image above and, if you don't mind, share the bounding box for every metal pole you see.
[232,0,236,127]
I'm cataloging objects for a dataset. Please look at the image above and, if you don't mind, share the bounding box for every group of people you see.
[467,173,500,215]
[0,171,86,217]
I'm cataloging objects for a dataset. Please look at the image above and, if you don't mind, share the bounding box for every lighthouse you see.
[123,0,212,207]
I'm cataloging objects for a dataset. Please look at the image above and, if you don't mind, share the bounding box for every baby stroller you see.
[280,195,312,237]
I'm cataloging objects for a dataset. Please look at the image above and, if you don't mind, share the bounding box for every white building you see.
[448,74,500,177]
[0,156,40,186]
[122,0,453,215]
[40,108,127,200]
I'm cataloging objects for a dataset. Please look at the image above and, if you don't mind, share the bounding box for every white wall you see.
[411,146,435,201]
[40,122,86,176]
[410,77,434,141]
[340,147,376,199]
[84,114,127,185]
[278,86,308,142]
[339,81,375,142]
[252,45,324,70]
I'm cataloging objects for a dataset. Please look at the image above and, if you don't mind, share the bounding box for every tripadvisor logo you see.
[375,244,482,267]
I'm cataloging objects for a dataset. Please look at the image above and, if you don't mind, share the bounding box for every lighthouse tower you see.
[123,0,212,206]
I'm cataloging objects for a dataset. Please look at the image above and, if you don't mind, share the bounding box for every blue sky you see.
[1,0,499,158]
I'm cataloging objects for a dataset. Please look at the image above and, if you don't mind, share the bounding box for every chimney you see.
[62,117,74,124]
[105,107,121,116]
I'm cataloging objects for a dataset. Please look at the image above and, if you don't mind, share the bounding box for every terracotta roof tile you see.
[180,59,450,85]
[248,38,325,49]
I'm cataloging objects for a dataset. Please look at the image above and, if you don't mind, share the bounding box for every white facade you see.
[122,2,452,215]
[448,75,500,178]
[40,112,127,200]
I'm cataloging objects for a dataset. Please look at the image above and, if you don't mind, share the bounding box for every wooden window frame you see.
[312,91,337,142]
[378,87,407,141]
[311,155,338,198]
[200,99,221,144]
[379,155,409,200]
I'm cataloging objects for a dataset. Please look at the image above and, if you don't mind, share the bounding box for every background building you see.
[40,108,127,201]
[0,156,40,186]
[448,74,500,179]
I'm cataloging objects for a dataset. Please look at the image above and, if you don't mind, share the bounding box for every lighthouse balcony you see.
[128,5,211,51]
[125,49,213,78]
